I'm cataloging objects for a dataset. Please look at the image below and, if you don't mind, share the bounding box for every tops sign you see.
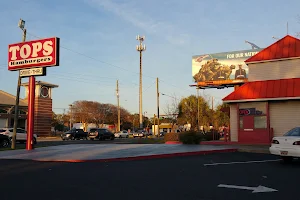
[239,108,263,116]
[8,37,60,71]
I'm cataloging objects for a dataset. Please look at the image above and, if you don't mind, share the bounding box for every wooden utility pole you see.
[153,114,156,137]
[12,19,27,149]
[197,87,200,131]
[117,80,120,132]
[156,77,160,137]
[211,96,215,140]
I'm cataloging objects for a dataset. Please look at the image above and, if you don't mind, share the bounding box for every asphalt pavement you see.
[0,152,298,200]
[14,137,143,149]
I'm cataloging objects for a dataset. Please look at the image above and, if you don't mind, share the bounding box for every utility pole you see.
[153,114,156,137]
[136,35,146,130]
[117,80,120,132]
[211,96,215,140]
[156,77,160,137]
[69,104,72,130]
[197,87,200,131]
[12,19,26,149]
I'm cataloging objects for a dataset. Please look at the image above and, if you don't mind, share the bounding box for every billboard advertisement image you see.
[192,49,264,83]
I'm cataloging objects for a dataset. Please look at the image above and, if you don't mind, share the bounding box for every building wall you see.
[230,104,238,142]
[269,100,300,137]
[34,97,52,137]
[248,59,300,81]
[0,118,6,127]
[239,102,266,112]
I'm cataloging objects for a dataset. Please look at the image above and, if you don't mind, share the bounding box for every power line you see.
[25,31,195,95]
[26,32,155,79]
[3,31,196,99]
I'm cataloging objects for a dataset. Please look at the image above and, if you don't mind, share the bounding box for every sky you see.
[0,0,300,117]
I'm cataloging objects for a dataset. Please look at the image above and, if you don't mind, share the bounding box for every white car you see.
[0,128,37,144]
[269,127,300,162]
[114,130,129,138]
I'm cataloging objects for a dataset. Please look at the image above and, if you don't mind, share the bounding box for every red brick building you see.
[223,35,300,144]
[0,81,58,137]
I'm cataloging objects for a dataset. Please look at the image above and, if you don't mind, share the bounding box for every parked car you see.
[0,128,37,144]
[269,127,300,162]
[133,130,146,138]
[61,128,88,140]
[114,130,129,138]
[0,134,10,148]
[88,128,115,140]
[159,131,167,137]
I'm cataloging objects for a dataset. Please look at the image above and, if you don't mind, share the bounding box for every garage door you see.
[270,101,300,137]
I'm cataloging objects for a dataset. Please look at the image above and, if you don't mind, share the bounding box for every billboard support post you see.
[26,76,35,150]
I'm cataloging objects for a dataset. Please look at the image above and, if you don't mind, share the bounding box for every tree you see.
[163,93,180,124]
[214,103,230,128]
[51,112,70,131]
[71,101,102,131]
[70,100,132,131]
[177,95,211,130]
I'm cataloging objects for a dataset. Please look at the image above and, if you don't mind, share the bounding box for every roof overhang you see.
[223,96,300,103]
[245,56,300,65]
[21,81,59,88]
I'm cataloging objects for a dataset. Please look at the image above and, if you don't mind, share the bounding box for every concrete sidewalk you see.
[0,144,237,162]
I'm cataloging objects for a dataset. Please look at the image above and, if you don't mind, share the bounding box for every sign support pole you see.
[26,76,35,150]
[11,21,26,149]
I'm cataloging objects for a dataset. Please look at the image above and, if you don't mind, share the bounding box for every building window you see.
[0,109,6,113]
[254,116,267,129]
[239,117,243,129]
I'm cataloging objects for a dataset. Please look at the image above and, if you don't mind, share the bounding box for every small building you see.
[0,90,28,128]
[223,35,300,144]
[0,81,58,137]
[152,123,179,134]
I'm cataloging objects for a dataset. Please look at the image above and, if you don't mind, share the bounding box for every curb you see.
[238,148,270,154]
[36,148,238,163]
[165,141,182,144]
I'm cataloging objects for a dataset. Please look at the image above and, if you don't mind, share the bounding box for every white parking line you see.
[204,159,282,166]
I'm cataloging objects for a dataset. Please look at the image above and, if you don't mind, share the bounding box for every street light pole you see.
[12,19,26,149]
[136,35,146,130]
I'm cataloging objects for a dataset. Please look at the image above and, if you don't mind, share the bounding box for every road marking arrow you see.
[218,184,278,193]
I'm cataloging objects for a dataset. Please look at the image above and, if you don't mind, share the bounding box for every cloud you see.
[85,0,190,45]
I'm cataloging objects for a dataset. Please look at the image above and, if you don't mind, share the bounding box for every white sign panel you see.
[20,67,45,77]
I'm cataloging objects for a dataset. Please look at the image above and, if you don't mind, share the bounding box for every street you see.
[0,152,298,200]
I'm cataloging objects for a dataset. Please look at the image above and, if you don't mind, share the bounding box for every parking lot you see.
[9,137,156,149]
[0,151,298,200]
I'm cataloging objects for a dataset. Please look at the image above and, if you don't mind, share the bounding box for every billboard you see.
[192,49,264,83]
[8,37,60,71]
